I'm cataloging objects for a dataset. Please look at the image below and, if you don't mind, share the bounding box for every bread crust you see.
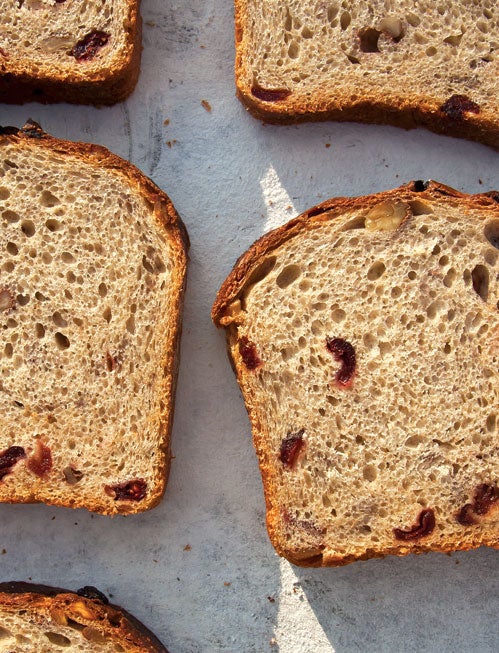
[0,582,168,651]
[0,121,188,515]
[0,1,142,105]
[234,1,499,148]
[213,181,499,566]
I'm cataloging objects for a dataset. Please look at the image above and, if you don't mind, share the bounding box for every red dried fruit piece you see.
[71,31,110,62]
[326,337,356,387]
[250,85,292,102]
[279,429,305,468]
[393,508,435,541]
[239,336,262,370]
[105,479,147,501]
[27,441,52,477]
[0,446,26,480]
[440,95,480,120]
[456,504,477,526]
[106,351,120,372]
[282,509,326,537]
[472,483,498,515]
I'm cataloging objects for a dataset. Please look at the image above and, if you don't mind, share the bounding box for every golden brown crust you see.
[212,181,499,567]
[0,1,142,105]
[0,582,168,652]
[234,1,499,149]
[0,121,188,515]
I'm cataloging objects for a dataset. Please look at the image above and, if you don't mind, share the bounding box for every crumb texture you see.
[0,133,186,514]
[216,186,499,564]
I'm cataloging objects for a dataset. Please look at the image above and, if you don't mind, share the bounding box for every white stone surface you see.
[0,1,498,651]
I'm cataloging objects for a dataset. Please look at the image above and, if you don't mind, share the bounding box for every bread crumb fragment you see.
[201,100,212,112]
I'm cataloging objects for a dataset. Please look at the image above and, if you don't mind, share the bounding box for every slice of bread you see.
[0,1,141,104]
[235,2,499,147]
[0,121,188,515]
[213,181,499,566]
[0,582,168,651]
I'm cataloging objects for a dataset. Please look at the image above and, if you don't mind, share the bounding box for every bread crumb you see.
[201,100,212,113]
[267,595,275,603]
[223,582,231,587]
[325,143,331,148]
[1,549,6,554]
[163,119,170,126]
[145,21,156,27]
[270,637,277,646]
[166,140,177,148]
[183,544,191,551]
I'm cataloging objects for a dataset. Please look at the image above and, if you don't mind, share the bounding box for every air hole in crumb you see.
[405,434,425,446]
[358,28,380,52]
[443,268,456,287]
[363,465,377,481]
[21,219,35,237]
[54,332,70,349]
[52,311,68,328]
[103,307,112,322]
[484,220,499,249]
[340,11,351,29]
[486,414,496,432]
[45,218,62,231]
[246,256,277,288]
[276,264,302,289]
[98,282,108,298]
[35,323,45,338]
[3,209,20,223]
[16,294,29,306]
[6,242,18,255]
[61,252,75,264]
[126,316,135,334]
[40,190,61,207]
[409,200,433,216]
[44,632,71,646]
[342,216,365,231]
[367,261,386,280]
[471,265,489,302]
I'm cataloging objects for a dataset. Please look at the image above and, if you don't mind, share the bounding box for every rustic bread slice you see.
[235,1,499,147]
[0,0,141,104]
[213,181,499,566]
[0,582,168,652]
[0,121,188,515]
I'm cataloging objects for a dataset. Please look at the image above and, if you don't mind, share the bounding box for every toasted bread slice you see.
[0,1,141,104]
[213,181,499,566]
[0,582,168,652]
[0,121,188,515]
[235,2,499,147]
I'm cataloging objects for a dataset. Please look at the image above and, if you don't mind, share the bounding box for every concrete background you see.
[0,1,498,651]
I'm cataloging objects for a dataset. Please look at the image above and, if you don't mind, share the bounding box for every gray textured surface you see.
[0,1,498,651]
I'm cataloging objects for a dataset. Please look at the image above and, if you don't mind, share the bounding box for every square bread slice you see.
[0,582,168,651]
[235,1,499,147]
[0,0,141,104]
[0,121,188,515]
[213,181,498,566]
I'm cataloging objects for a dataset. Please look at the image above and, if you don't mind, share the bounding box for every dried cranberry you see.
[472,483,498,515]
[71,31,110,62]
[105,479,147,501]
[239,336,262,370]
[440,95,480,120]
[106,351,121,372]
[393,508,435,541]
[0,446,26,480]
[456,504,477,526]
[326,337,356,387]
[250,86,292,102]
[27,442,52,477]
[279,430,305,468]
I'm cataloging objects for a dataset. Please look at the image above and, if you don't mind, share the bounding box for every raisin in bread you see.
[235,1,499,147]
[0,582,168,652]
[0,121,188,515]
[213,181,499,566]
[0,0,141,104]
